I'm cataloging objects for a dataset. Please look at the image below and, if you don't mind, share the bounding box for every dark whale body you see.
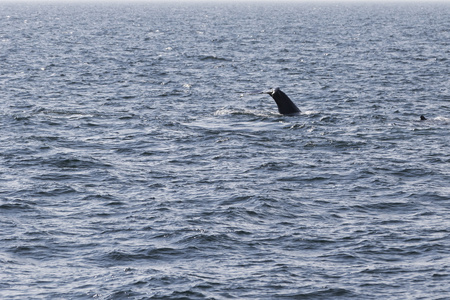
[266,87,301,116]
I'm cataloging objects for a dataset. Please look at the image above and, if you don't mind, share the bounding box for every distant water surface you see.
[1,2,449,299]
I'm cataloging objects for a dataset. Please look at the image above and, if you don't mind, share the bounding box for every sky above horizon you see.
[0,0,449,3]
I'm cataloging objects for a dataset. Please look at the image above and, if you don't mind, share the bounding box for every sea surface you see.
[1,2,449,299]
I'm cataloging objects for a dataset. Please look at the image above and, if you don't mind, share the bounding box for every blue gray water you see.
[1,2,449,299]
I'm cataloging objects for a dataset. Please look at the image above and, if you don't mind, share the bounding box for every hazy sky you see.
[1,0,448,3]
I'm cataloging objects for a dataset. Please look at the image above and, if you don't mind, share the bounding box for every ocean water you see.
[1,2,449,299]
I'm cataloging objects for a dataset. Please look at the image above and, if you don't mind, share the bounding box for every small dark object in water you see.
[264,87,301,116]
[420,115,427,121]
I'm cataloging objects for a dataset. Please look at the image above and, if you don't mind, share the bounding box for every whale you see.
[264,87,301,116]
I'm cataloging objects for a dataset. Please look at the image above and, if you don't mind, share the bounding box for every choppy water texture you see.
[1,2,450,299]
